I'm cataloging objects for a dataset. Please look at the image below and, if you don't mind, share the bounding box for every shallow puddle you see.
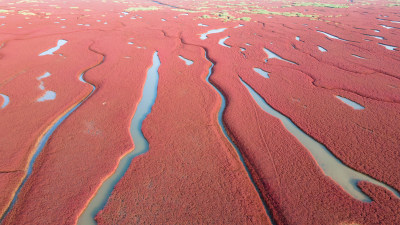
[352,54,365,59]
[318,46,327,52]
[240,78,400,202]
[364,34,384,40]
[336,96,364,110]
[253,68,269,78]
[218,36,231,48]
[263,48,297,65]
[37,72,51,80]
[0,93,9,109]
[37,91,56,102]
[37,72,51,91]
[38,82,45,90]
[77,52,160,225]
[318,45,326,52]
[178,55,193,65]
[317,30,349,41]
[380,24,396,29]
[378,43,397,50]
[39,39,68,56]
[200,28,226,40]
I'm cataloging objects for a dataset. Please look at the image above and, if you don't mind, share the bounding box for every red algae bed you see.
[0,0,400,224]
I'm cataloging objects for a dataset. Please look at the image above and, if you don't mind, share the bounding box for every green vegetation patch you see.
[292,2,349,8]
[199,11,235,22]
[237,17,251,21]
[0,9,12,13]
[212,11,235,21]
[171,8,200,13]
[18,10,36,16]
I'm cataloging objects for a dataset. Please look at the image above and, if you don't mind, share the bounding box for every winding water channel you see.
[200,28,227,40]
[239,78,400,202]
[0,48,101,223]
[39,40,68,56]
[203,51,275,224]
[78,52,160,225]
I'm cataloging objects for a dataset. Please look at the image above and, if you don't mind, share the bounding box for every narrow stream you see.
[239,78,400,202]
[200,28,227,40]
[380,24,398,29]
[77,52,160,225]
[336,96,364,110]
[152,0,181,9]
[0,51,101,223]
[317,30,350,41]
[39,40,68,56]
[378,43,397,50]
[204,51,276,224]
[363,34,384,40]
[352,54,365,59]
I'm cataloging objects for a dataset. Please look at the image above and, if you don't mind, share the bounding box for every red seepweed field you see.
[0,0,399,224]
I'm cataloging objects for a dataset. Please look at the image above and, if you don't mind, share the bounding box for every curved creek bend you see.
[0,94,9,109]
